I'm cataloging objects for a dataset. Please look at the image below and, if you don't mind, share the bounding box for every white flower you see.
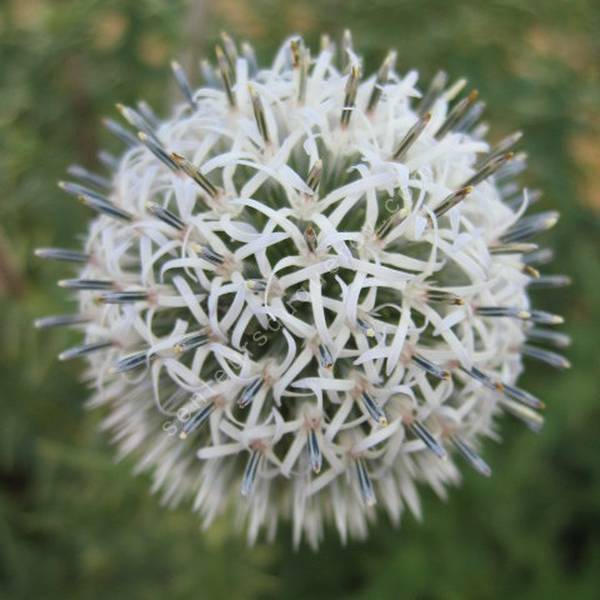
[37,31,570,549]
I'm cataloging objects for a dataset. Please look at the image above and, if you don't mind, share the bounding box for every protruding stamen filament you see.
[34,314,89,329]
[500,211,560,244]
[59,279,113,291]
[138,132,178,171]
[489,242,538,255]
[496,151,527,180]
[170,61,197,109]
[298,47,310,103]
[137,100,159,128]
[409,421,447,459]
[220,32,238,69]
[320,33,332,53]
[100,291,149,304]
[526,328,571,349]
[318,344,334,369]
[419,70,448,114]
[432,186,473,219]
[506,189,542,211]
[455,100,485,133]
[522,344,571,369]
[248,84,269,144]
[502,399,544,432]
[307,429,322,474]
[58,340,112,361]
[476,306,531,320]
[179,402,215,439]
[240,449,262,497]
[393,112,432,161]
[451,436,491,477]
[290,37,302,68]
[306,160,323,194]
[215,46,236,107]
[103,118,139,147]
[460,366,500,392]
[171,153,219,198]
[78,195,133,222]
[67,165,110,190]
[522,248,554,266]
[476,130,522,169]
[355,458,376,507]
[35,248,88,263]
[147,203,185,231]
[463,366,546,408]
[113,350,151,374]
[502,383,545,409]
[98,150,118,170]
[241,42,258,75]
[290,37,309,102]
[435,90,479,139]
[356,318,376,337]
[246,279,267,293]
[360,392,387,426]
[200,60,219,87]
[239,377,263,408]
[192,244,225,266]
[425,290,464,305]
[495,129,524,152]
[411,354,451,380]
[304,225,318,253]
[527,275,571,288]
[341,29,353,71]
[376,207,408,238]
[116,103,158,141]
[59,180,109,204]
[462,152,513,188]
[528,309,564,325]
[173,332,209,355]
[367,51,395,114]
[444,77,467,102]
[341,64,361,127]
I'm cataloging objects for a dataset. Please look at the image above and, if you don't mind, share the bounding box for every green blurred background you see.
[1,1,599,598]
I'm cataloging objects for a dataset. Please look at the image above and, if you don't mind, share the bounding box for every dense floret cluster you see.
[37,32,569,547]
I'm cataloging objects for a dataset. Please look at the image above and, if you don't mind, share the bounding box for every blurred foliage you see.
[1,0,599,598]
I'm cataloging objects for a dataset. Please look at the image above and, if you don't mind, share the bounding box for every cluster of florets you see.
[37,32,569,548]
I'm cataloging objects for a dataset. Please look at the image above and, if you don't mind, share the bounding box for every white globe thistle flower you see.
[37,32,571,548]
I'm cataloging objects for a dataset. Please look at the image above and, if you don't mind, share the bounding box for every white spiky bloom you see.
[37,32,570,548]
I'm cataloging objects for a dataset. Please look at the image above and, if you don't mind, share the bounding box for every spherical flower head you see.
[37,32,570,548]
